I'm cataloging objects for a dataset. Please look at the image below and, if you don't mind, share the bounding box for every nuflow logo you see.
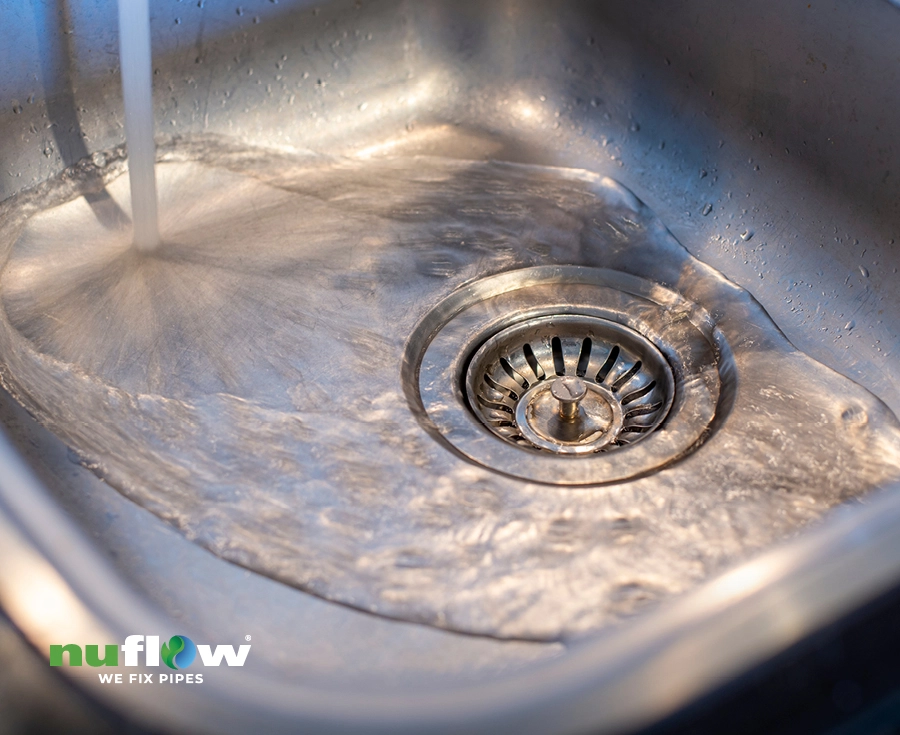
[50,634,251,684]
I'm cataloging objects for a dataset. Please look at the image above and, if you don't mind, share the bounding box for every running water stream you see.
[116,0,159,251]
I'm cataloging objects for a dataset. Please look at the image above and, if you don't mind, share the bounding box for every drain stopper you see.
[465,314,674,455]
[551,377,587,420]
[517,376,624,454]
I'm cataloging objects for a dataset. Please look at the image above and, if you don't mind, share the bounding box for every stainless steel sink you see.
[2,1,900,733]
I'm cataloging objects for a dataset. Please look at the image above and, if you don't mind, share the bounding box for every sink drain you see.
[409,266,728,485]
[465,315,675,454]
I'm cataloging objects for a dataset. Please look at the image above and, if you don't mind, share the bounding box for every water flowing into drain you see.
[1,138,899,640]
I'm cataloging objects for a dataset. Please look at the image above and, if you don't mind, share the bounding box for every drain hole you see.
[499,357,529,389]
[621,425,650,434]
[622,380,656,405]
[523,343,546,381]
[461,313,677,458]
[551,336,565,376]
[612,361,642,393]
[576,338,593,377]
[596,345,620,383]
[476,395,515,415]
[624,402,662,419]
[484,373,518,401]
[417,272,722,481]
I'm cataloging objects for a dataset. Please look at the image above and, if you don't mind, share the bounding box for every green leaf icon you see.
[161,635,186,670]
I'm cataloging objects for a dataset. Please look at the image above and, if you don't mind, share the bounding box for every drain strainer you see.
[466,315,675,454]
[409,266,728,485]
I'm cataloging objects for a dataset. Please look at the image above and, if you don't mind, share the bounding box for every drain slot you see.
[576,338,592,377]
[522,343,545,381]
[596,346,619,384]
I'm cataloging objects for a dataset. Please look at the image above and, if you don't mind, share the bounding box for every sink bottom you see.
[1,135,899,642]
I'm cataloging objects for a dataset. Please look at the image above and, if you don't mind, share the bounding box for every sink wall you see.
[1,0,898,413]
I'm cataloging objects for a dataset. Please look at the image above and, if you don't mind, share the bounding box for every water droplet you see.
[174,17,182,24]
[630,121,640,132]
[253,16,260,23]
[701,203,712,216]
[859,265,869,278]
[741,229,754,241]
[43,145,53,157]
[236,6,244,15]
[358,102,368,111]
[845,320,855,331]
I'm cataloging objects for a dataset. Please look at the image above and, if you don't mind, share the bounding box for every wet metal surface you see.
[0,142,898,641]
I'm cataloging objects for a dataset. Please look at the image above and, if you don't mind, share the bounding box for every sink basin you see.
[2,0,900,732]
